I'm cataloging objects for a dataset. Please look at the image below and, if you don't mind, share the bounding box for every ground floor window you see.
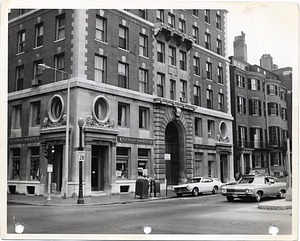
[30,147,40,180]
[271,152,282,166]
[138,148,149,177]
[116,147,129,179]
[252,154,261,168]
[194,152,203,176]
[12,148,21,180]
[208,154,215,177]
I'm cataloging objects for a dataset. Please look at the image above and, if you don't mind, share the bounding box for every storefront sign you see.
[117,136,153,145]
[194,144,216,150]
[9,136,40,144]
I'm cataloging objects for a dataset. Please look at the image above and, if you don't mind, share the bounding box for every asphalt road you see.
[7,193,292,236]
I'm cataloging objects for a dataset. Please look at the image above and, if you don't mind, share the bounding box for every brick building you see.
[7,9,233,197]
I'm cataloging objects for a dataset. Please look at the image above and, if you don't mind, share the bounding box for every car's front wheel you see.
[192,188,199,197]
[226,196,234,202]
[254,191,262,202]
[212,186,218,194]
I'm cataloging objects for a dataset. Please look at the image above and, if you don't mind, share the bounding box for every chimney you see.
[260,54,273,71]
[233,31,248,62]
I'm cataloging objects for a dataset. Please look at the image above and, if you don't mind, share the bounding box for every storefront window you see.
[138,148,149,177]
[12,148,20,180]
[116,147,129,179]
[194,152,203,176]
[30,147,40,180]
[208,154,215,177]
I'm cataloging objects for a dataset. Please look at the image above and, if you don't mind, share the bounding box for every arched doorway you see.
[165,121,185,185]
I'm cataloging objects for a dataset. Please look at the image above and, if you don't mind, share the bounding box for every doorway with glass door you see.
[91,145,107,192]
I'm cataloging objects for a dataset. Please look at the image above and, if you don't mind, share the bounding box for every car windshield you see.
[238,177,264,184]
[186,178,201,183]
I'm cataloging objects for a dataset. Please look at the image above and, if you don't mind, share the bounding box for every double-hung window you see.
[192,26,199,44]
[193,57,200,76]
[30,101,41,127]
[281,108,287,120]
[205,32,211,50]
[33,60,43,84]
[207,120,214,138]
[207,89,213,109]
[180,80,187,103]
[168,13,175,28]
[12,105,22,129]
[179,18,186,33]
[268,102,279,116]
[119,25,128,50]
[248,78,261,91]
[96,16,107,42]
[139,107,149,129]
[139,68,148,93]
[194,85,201,106]
[218,93,225,112]
[139,9,147,19]
[195,118,202,136]
[170,79,176,100]
[216,38,222,55]
[179,51,186,70]
[156,9,164,22]
[238,126,247,147]
[169,46,176,66]
[236,75,245,88]
[192,10,199,17]
[16,65,24,91]
[95,55,106,83]
[118,103,129,127]
[249,99,262,116]
[204,10,210,23]
[250,128,262,148]
[157,41,164,63]
[17,30,25,53]
[216,13,221,29]
[54,54,65,81]
[35,23,43,47]
[55,14,65,40]
[237,96,246,114]
[118,62,128,88]
[157,73,165,97]
[206,62,212,80]
[217,66,223,84]
[139,34,148,57]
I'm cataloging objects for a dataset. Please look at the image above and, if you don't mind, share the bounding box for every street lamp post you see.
[77,118,85,204]
[38,63,71,199]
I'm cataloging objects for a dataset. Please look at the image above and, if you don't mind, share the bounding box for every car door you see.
[200,178,211,192]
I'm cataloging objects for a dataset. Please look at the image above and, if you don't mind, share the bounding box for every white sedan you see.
[171,177,223,197]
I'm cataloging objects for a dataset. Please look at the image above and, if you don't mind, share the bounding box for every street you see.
[7,193,292,235]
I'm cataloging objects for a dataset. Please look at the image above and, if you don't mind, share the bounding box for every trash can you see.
[135,179,149,199]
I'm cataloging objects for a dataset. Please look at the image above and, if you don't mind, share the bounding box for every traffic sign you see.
[78,151,85,162]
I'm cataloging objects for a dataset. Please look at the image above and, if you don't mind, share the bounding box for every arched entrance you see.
[165,121,185,185]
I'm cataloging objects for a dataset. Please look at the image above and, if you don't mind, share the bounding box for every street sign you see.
[78,151,85,162]
[47,164,53,172]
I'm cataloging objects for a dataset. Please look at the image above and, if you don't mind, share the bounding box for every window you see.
[216,13,221,29]
[253,154,261,168]
[138,149,149,176]
[95,55,106,83]
[169,46,176,66]
[12,148,21,180]
[218,93,225,112]
[179,18,186,33]
[238,126,247,147]
[195,118,202,136]
[54,54,65,81]
[281,90,287,101]
[248,78,261,91]
[33,60,43,84]
[139,9,147,19]
[139,68,148,93]
[192,26,199,44]
[17,30,25,53]
[30,147,40,180]
[193,57,200,76]
[55,14,65,40]
[118,103,129,127]
[205,32,211,50]
[30,101,41,127]
[116,147,129,179]
[192,10,199,17]
[16,65,24,91]
[208,155,215,177]
[93,97,109,121]
[249,99,262,116]
[194,85,201,106]
[157,73,165,97]
[204,10,210,23]
[12,105,22,129]
[49,95,63,121]
[250,128,263,148]
[168,13,175,28]
[170,79,176,100]
[207,89,213,109]
[207,120,215,138]
[281,108,287,120]
[180,80,187,102]
[157,41,165,63]
[139,34,148,57]
[179,51,186,70]
[194,153,203,176]
[96,16,107,42]
[119,25,128,50]
[118,62,128,88]
[35,23,43,47]
[206,62,212,80]
[267,84,278,95]
[236,75,245,88]
[216,38,222,55]
[217,66,223,84]
[139,107,149,129]
[237,96,246,114]
[283,130,288,140]
[271,152,281,166]
[268,102,279,116]
[156,9,164,22]
[269,126,280,146]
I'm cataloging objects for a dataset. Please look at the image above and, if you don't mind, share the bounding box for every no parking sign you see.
[78,151,85,161]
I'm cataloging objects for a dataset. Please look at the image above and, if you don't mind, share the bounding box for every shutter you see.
[259,100,262,116]
[248,99,253,115]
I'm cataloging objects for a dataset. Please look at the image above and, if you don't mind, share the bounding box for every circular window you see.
[219,121,227,138]
[48,95,64,122]
[92,96,110,123]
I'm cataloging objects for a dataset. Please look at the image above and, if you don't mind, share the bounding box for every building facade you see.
[7,9,234,197]
[230,33,291,177]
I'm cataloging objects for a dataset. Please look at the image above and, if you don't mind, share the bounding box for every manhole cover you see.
[119,226,142,230]
[231,221,257,226]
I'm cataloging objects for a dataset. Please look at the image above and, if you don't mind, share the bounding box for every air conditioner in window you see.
[32,77,42,86]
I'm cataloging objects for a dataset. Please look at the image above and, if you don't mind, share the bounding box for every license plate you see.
[233,194,238,198]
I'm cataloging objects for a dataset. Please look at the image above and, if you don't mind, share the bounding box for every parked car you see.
[171,177,223,197]
[221,175,287,202]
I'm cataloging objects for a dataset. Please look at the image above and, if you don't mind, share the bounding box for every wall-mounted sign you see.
[117,136,153,145]
[9,136,40,144]
[194,144,216,150]
[78,151,86,162]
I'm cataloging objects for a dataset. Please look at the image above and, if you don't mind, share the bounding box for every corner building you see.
[7,9,233,197]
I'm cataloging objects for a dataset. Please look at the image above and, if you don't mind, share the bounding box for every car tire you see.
[212,186,218,194]
[192,188,199,197]
[176,193,182,197]
[277,191,284,199]
[226,196,234,202]
[254,191,262,202]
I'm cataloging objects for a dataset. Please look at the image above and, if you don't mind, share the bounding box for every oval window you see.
[48,95,64,122]
[220,121,227,138]
[92,96,110,123]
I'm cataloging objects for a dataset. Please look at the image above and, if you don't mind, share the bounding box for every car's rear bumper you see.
[222,193,255,198]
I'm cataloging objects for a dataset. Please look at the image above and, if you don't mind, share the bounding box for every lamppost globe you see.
[78,118,84,127]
